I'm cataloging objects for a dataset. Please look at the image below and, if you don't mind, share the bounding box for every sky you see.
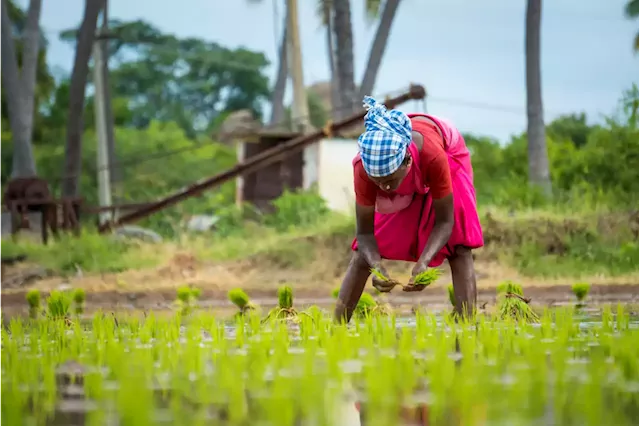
[24,0,640,142]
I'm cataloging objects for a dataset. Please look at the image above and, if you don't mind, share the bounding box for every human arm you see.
[405,194,454,290]
[355,204,397,292]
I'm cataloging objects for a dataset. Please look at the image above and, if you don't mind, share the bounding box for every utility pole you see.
[100,0,120,219]
[93,21,112,225]
[286,0,316,189]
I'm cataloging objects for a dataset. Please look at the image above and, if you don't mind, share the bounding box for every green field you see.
[2,289,638,426]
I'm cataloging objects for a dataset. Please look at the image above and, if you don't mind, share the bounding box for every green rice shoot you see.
[46,290,71,319]
[412,268,441,286]
[496,281,539,323]
[447,284,456,307]
[370,267,390,282]
[572,282,591,302]
[26,289,40,319]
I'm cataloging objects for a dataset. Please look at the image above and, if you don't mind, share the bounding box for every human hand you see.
[404,261,429,292]
[370,264,399,293]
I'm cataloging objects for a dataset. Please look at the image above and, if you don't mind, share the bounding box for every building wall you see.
[318,138,359,214]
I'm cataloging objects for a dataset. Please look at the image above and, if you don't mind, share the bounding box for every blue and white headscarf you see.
[357,96,413,177]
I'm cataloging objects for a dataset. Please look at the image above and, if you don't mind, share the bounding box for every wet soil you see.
[2,283,637,318]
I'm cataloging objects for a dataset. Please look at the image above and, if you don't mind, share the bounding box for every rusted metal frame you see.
[98,84,426,232]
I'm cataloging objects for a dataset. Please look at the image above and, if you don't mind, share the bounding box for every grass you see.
[1,207,637,292]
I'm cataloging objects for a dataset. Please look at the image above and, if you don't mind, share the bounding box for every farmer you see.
[334,96,484,323]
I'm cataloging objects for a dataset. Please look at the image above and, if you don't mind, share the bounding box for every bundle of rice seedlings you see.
[496,281,539,323]
[72,288,86,316]
[176,286,198,315]
[331,287,391,317]
[228,288,256,316]
[26,289,41,319]
[46,290,72,320]
[571,282,590,306]
[412,268,442,287]
[369,267,401,291]
[265,286,304,322]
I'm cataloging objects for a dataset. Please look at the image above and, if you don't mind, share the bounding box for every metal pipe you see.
[99,84,426,232]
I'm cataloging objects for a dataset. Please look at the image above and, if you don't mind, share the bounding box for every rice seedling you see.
[45,290,72,320]
[266,285,301,321]
[411,267,442,287]
[331,287,391,317]
[496,281,540,323]
[72,288,86,315]
[25,289,40,319]
[175,285,202,315]
[571,282,591,306]
[228,288,256,317]
[447,284,456,307]
[2,294,637,426]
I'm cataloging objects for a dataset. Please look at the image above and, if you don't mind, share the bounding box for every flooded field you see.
[2,305,638,426]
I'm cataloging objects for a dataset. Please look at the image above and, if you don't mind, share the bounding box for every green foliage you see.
[264,189,330,231]
[496,281,539,323]
[59,19,271,135]
[190,287,202,301]
[277,286,293,310]
[571,282,591,302]
[46,291,72,319]
[1,231,161,276]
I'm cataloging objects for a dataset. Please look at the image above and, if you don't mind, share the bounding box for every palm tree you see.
[624,0,638,52]
[525,0,552,195]
[358,0,401,99]
[1,0,42,178]
[331,0,357,119]
[61,0,103,198]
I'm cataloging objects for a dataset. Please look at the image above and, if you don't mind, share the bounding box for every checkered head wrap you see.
[357,96,413,177]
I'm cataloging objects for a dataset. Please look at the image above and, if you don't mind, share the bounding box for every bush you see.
[265,189,330,231]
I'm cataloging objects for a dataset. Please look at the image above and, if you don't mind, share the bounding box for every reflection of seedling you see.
[26,289,41,319]
[412,268,441,287]
[571,282,590,306]
[496,281,539,323]
[72,288,86,316]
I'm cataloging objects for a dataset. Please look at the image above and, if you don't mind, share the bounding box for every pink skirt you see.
[351,144,484,267]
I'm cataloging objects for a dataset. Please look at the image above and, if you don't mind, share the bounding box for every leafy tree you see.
[59,19,271,137]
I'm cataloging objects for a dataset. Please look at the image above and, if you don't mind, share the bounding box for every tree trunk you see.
[323,1,341,122]
[61,0,103,198]
[269,9,288,127]
[1,0,41,178]
[358,0,401,99]
[525,0,551,195]
[332,0,357,119]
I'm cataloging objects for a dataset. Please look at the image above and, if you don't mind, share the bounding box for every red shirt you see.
[354,118,453,206]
